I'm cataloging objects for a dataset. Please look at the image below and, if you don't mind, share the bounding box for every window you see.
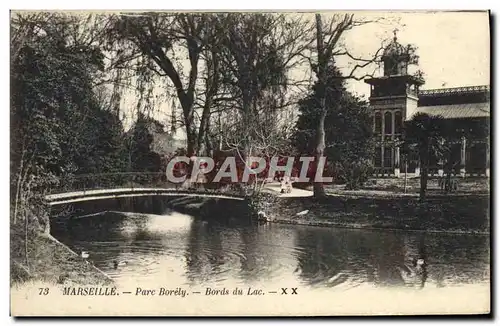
[395,111,403,135]
[384,146,393,168]
[374,147,382,167]
[384,111,392,135]
[374,112,382,135]
[467,143,487,170]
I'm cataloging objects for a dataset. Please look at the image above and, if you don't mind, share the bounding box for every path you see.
[263,182,313,198]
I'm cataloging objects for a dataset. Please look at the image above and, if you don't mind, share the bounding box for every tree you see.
[192,15,225,156]
[293,64,374,190]
[403,112,447,200]
[201,13,310,195]
[10,12,130,274]
[107,13,217,157]
[12,14,101,200]
[309,13,385,198]
[126,112,163,174]
[10,12,127,229]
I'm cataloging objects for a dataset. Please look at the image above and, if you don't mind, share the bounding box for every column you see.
[381,111,385,143]
[460,136,466,177]
[381,111,385,176]
[381,146,385,169]
[485,138,490,177]
[438,139,444,178]
[394,145,400,178]
[391,111,395,141]
[391,112,395,176]
[414,149,420,177]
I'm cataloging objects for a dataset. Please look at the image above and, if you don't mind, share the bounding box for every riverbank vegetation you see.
[271,193,489,234]
[266,177,489,234]
[11,223,112,286]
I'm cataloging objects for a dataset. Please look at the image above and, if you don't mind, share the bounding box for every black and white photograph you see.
[9,10,490,316]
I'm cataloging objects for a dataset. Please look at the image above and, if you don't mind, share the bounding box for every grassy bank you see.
[11,222,112,287]
[325,177,490,197]
[265,179,490,234]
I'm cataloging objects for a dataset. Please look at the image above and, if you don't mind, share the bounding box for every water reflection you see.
[51,211,489,290]
[294,227,487,289]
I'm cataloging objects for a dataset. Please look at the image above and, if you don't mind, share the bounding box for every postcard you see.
[10,10,490,316]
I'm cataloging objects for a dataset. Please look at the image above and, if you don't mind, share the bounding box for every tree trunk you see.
[313,14,328,199]
[197,100,211,156]
[39,206,50,235]
[313,106,327,198]
[444,149,452,192]
[419,162,427,201]
[419,147,429,201]
[13,141,28,225]
[419,142,431,201]
[404,157,408,194]
[205,133,213,157]
[198,46,218,157]
[178,89,197,157]
[240,93,253,167]
[24,203,29,270]
[185,122,197,157]
[13,155,24,225]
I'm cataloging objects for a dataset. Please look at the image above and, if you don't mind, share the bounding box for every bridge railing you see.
[49,172,175,194]
[48,172,249,198]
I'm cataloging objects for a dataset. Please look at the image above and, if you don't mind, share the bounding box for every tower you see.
[364,31,424,177]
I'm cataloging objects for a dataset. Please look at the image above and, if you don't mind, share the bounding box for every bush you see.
[335,158,374,190]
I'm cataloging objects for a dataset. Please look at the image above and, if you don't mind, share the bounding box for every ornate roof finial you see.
[382,27,405,61]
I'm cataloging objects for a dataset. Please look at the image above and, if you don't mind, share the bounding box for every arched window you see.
[374,112,382,135]
[395,111,403,135]
[384,146,393,168]
[384,111,392,135]
[374,147,382,167]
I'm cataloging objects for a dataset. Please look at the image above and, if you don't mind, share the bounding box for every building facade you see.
[365,35,490,178]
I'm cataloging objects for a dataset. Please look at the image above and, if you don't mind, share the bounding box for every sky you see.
[342,11,490,97]
[116,11,490,136]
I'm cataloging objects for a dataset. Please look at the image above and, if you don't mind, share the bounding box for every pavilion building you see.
[364,34,490,178]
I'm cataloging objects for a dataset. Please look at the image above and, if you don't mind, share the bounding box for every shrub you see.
[335,158,374,190]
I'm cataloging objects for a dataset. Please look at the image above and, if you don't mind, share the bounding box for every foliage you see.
[212,13,307,161]
[307,13,384,198]
[10,13,128,249]
[105,12,212,156]
[11,13,126,183]
[125,112,163,173]
[403,112,447,200]
[292,64,375,189]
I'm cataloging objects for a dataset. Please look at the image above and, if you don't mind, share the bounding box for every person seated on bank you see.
[280,176,292,194]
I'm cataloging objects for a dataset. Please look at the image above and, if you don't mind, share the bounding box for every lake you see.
[51,209,490,292]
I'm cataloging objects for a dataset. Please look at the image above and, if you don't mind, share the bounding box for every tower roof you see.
[382,29,407,59]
